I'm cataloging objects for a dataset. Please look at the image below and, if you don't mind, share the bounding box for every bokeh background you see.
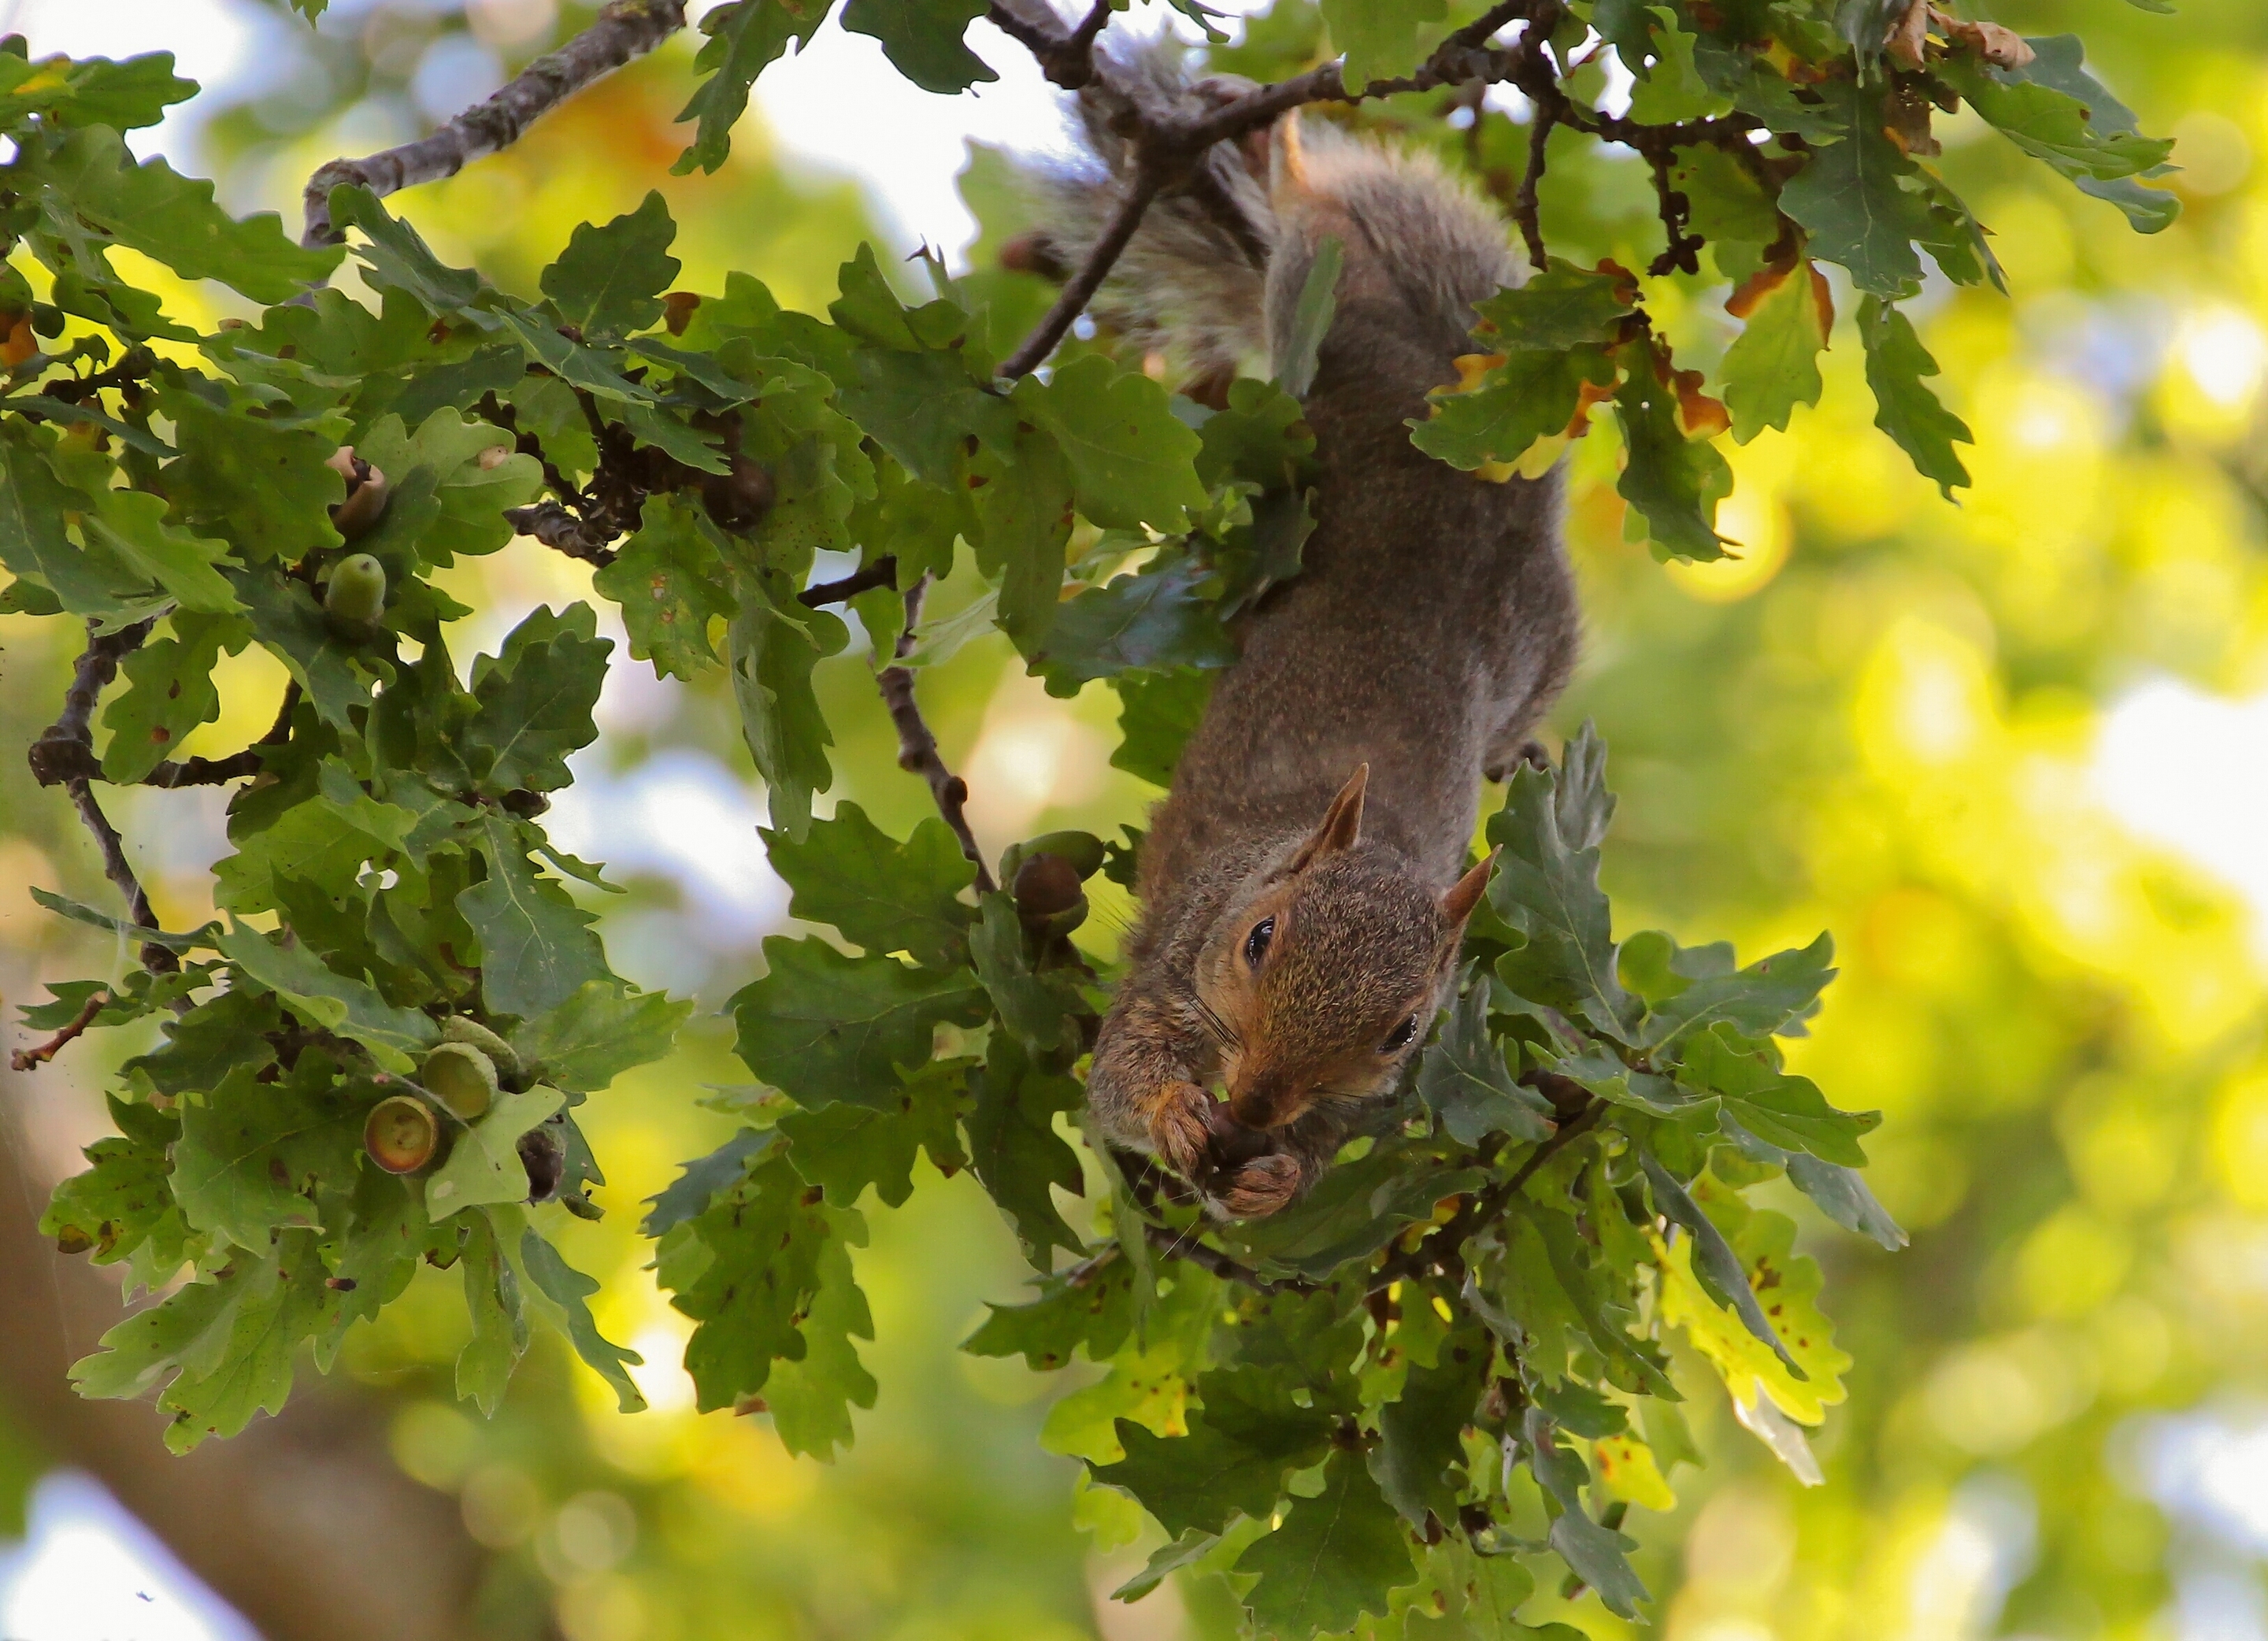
[2,0,2268,1637]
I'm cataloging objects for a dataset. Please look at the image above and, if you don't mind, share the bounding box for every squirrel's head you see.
[1193,765,1495,1132]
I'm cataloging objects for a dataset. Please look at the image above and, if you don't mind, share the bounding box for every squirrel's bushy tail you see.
[1026,35,1520,394]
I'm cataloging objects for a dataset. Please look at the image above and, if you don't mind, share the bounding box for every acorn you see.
[1013,850,1084,920]
[421,1041,497,1121]
[326,446,391,541]
[698,454,774,534]
[439,1015,521,1083]
[519,1122,565,1204]
[323,552,387,623]
[365,1095,439,1174]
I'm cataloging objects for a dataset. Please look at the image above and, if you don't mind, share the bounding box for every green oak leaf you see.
[1522,1406,1647,1619]
[171,1058,363,1250]
[1369,1337,1484,1527]
[1678,1023,1876,1168]
[217,923,439,1073]
[1858,296,1973,498]
[519,1228,647,1413]
[761,800,976,970]
[459,815,610,1019]
[593,495,736,680]
[776,1063,966,1209]
[1033,551,1236,695]
[1721,261,1831,443]
[426,1086,567,1221]
[457,1211,528,1415]
[81,487,242,615]
[1017,354,1209,534]
[969,892,1077,1052]
[1472,259,1637,351]
[970,419,1075,657]
[658,1146,836,1409]
[0,50,196,132]
[1412,343,1618,475]
[542,190,681,340]
[0,421,158,616]
[1777,78,1933,298]
[28,124,339,303]
[463,603,611,794]
[963,1261,1139,1371]
[99,614,239,784]
[1236,1451,1414,1636]
[1640,1145,1802,1375]
[354,407,542,570]
[1484,725,1632,1042]
[727,582,847,842]
[758,1223,879,1459]
[1417,967,1554,1146]
[1636,932,1835,1051]
[842,0,995,94]
[729,935,987,1109]
[74,1234,335,1454]
[1321,0,1449,91]
[1612,354,1731,562]
[673,0,833,176]
[966,1032,1086,1268]
[1110,667,1213,788]
[513,981,694,1093]
[158,382,346,565]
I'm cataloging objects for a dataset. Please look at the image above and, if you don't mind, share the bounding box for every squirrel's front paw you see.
[1147,1080,1215,1180]
[1214,1153,1303,1219]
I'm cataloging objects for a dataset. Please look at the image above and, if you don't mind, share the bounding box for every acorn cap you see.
[365,1095,438,1174]
[421,1042,497,1121]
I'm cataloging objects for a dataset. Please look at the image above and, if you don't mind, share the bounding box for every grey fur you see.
[1049,42,1583,1217]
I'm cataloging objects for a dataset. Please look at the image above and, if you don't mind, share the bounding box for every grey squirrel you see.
[1028,40,1580,1217]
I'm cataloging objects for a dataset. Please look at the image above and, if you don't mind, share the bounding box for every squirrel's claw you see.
[1149,1080,1214,1181]
[1214,1153,1303,1219]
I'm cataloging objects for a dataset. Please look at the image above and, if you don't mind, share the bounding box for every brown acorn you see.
[365,1095,439,1174]
[1014,850,1084,920]
[699,454,774,534]
[327,446,391,541]
[519,1123,565,1203]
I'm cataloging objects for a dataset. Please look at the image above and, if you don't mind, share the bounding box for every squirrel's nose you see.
[1228,1068,1299,1130]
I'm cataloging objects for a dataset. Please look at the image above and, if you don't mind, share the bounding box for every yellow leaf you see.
[1651,1179,1851,1425]
[1592,1432,1677,1512]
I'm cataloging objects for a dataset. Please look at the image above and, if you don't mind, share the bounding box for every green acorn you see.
[324,553,387,622]
[365,1095,438,1174]
[440,1015,521,1083]
[421,1042,497,1121]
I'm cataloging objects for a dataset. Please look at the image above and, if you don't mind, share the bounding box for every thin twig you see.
[301,0,690,246]
[1368,1099,1604,1296]
[876,580,995,892]
[799,557,898,609]
[505,501,620,567]
[25,617,150,787]
[66,780,180,978]
[1514,108,1555,272]
[1142,1220,1294,1294]
[1001,170,1166,380]
[11,991,106,1073]
[991,0,1553,380]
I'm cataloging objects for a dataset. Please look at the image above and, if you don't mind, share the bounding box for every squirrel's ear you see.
[1441,850,1498,927]
[1290,763,1367,872]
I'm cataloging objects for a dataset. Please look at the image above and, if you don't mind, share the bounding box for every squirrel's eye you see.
[1380,1015,1418,1054]
[1243,917,1276,969]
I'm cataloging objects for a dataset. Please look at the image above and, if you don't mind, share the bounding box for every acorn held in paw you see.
[365,1095,439,1174]
[324,552,387,624]
[421,1041,497,1120]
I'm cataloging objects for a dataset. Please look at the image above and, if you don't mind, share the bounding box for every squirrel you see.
[1027,40,1580,1219]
